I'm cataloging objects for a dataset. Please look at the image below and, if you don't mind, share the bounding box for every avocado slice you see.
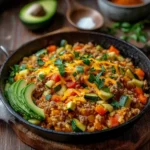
[22,83,45,120]
[19,0,57,30]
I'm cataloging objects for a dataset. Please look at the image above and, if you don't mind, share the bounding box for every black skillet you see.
[0,30,150,142]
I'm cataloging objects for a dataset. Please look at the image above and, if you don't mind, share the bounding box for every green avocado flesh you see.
[6,80,45,122]
[19,0,57,30]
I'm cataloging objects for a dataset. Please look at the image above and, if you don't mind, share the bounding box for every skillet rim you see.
[0,31,150,136]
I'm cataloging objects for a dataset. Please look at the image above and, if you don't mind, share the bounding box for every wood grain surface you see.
[0,0,150,150]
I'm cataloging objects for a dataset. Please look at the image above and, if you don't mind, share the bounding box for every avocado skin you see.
[20,16,55,30]
[19,0,57,30]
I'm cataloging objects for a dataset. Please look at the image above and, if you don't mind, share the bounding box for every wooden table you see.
[0,0,150,150]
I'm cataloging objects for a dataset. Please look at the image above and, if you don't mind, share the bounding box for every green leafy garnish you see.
[88,74,95,83]
[54,58,63,65]
[76,66,84,74]
[59,50,66,56]
[19,64,26,71]
[111,66,116,74]
[95,76,105,89]
[8,77,14,84]
[73,72,77,77]
[83,58,90,65]
[89,67,96,73]
[74,51,80,58]
[36,49,47,57]
[37,58,45,66]
[102,86,110,92]
[54,59,65,76]
[101,53,108,60]
[58,64,65,76]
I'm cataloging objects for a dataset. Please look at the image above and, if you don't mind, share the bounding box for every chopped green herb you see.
[102,87,110,92]
[45,94,52,101]
[73,72,77,77]
[89,67,96,72]
[36,49,47,57]
[95,76,105,89]
[88,74,95,83]
[54,58,63,65]
[8,77,14,84]
[59,50,66,55]
[76,66,84,74]
[74,51,80,58]
[101,53,108,60]
[111,66,116,74]
[39,74,45,80]
[101,65,106,73]
[83,58,90,65]
[37,58,45,66]
[19,64,26,71]
[58,64,65,76]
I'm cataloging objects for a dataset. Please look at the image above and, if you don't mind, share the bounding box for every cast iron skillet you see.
[0,31,150,142]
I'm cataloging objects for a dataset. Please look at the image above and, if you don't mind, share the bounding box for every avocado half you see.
[19,0,57,30]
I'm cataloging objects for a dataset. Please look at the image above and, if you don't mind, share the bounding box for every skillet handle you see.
[0,98,15,123]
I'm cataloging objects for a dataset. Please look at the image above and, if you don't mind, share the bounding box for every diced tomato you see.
[135,87,144,95]
[108,45,120,55]
[66,81,76,88]
[47,45,57,53]
[70,91,77,96]
[51,95,61,102]
[109,115,119,128]
[74,45,83,51]
[139,94,147,104]
[95,105,107,116]
[51,74,60,82]
[135,68,145,80]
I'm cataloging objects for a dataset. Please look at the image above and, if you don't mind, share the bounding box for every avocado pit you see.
[26,3,46,17]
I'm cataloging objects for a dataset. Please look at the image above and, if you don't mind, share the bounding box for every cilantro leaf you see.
[89,67,95,72]
[74,51,80,58]
[95,76,105,89]
[83,58,90,65]
[88,74,95,83]
[37,58,45,66]
[19,64,26,71]
[76,66,84,74]
[58,64,65,76]
[111,66,116,74]
[54,59,63,65]
[101,53,108,60]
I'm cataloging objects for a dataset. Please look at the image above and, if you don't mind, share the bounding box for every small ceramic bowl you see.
[97,0,150,22]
